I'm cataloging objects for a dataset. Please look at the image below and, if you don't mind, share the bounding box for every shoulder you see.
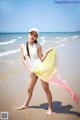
[36,43,42,50]
[20,43,25,51]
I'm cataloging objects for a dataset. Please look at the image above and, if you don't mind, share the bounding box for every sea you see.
[0,32,80,63]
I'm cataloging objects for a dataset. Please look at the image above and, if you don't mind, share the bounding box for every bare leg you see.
[17,73,38,110]
[40,80,52,116]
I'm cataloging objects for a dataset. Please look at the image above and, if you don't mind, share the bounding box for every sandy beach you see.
[0,34,80,120]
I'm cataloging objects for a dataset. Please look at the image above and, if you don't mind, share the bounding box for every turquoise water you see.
[0,32,80,61]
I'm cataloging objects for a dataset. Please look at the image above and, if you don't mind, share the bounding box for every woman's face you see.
[28,31,38,42]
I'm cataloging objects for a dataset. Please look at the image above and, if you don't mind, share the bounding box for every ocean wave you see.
[56,44,65,48]
[0,49,20,57]
[55,39,68,44]
[39,36,47,45]
[17,36,22,39]
[0,39,16,45]
[71,36,79,39]
[0,59,21,64]
[55,37,61,39]
[39,36,46,39]
[40,39,47,45]
[63,37,68,40]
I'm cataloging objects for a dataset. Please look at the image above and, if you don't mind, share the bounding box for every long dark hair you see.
[26,40,37,58]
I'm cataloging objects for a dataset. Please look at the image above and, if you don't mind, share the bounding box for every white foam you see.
[39,36,47,45]
[39,36,46,39]
[40,39,47,45]
[0,39,16,45]
[72,36,79,39]
[0,49,20,57]
[0,59,21,64]
[0,60,11,64]
[17,36,22,39]
[56,39,67,44]
[55,37,61,39]
[56,44,65,48]
[63,37,68,40]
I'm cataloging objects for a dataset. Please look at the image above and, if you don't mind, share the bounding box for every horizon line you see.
[0,31,80,33]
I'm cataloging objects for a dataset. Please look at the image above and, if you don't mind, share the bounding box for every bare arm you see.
[37,45,53,62]
[37,44,43,60]
[20,44,32,72]
[41,52,48,62]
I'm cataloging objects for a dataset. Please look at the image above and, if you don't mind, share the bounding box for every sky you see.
[0,0,80,32]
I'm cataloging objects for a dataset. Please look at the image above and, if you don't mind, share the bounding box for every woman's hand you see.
[41,48,53,62]
[46,48,53,55]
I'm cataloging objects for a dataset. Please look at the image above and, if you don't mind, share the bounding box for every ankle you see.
[48,106,52,110]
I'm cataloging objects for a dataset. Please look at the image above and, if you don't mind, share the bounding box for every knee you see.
[43,87,50,94]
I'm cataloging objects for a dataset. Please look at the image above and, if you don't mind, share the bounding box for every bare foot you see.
[47,108,52,116]
[17,105,28,110]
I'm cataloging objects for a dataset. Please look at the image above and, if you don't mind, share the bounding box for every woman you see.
[18,28,53,115]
